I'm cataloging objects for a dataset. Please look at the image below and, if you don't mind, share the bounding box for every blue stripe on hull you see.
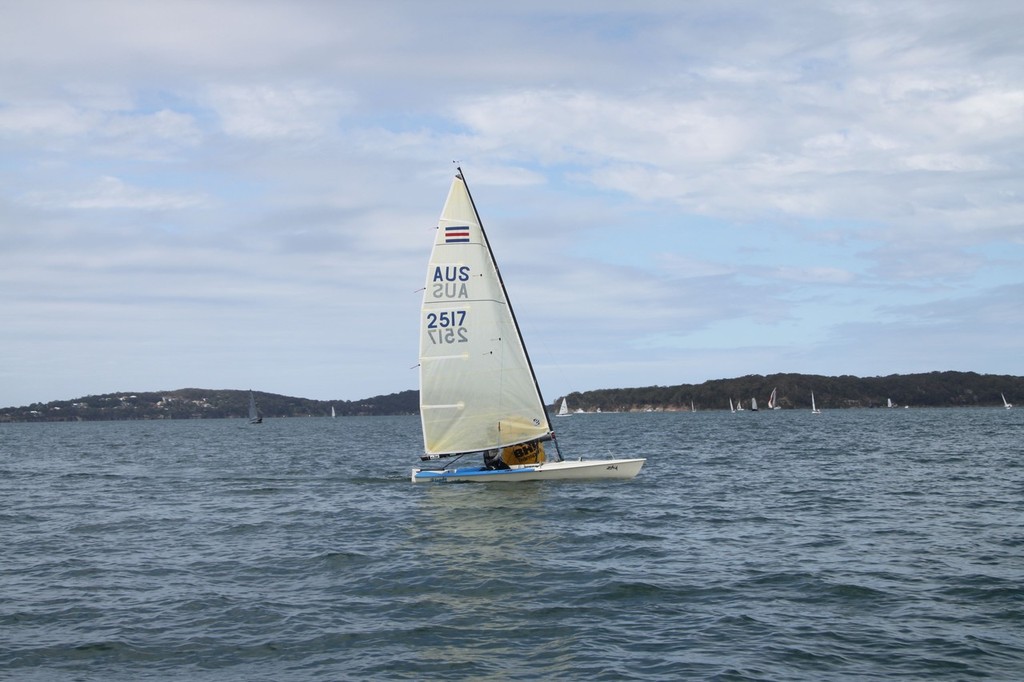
[413,466,538,482]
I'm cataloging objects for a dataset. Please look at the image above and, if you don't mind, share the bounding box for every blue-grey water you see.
[2,408,1022,680]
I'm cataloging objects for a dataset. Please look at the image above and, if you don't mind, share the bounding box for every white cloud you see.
[23,176,208,211]
[0,100,202,160]
[455,90,751,166]
[0,102,94,137]
[774,266,856,284]
[205,84,353,139]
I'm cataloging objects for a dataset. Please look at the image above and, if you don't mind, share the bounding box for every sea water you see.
[2,408,1022,680]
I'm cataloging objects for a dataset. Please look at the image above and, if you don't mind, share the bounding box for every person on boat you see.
[483,439,547,469]
[483,448,509,470]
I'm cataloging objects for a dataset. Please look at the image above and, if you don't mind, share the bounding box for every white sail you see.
[557,398,570,417]
[729,398,735,413]
[811,392,821,414]
[1002,393,1013,409]
[418,172,551,456]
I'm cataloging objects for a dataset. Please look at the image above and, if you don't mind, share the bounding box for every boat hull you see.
[411,458,645,484]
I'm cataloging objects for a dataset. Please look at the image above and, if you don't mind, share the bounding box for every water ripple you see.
[3,411,1024,679]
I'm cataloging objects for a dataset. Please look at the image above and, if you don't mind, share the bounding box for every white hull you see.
[412,457,645,484]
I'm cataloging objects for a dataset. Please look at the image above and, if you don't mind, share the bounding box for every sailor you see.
[483,448,508,470]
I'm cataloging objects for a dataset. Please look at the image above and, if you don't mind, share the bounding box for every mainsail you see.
[418,171,552,456]
[248,390,262,424]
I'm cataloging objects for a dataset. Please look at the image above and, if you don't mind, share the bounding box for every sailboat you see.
[729,398,735,413]
[887,398,895,408]
[750,397,758,412]
[736,399,744,412]
[331,405,336,418]
[248,390,262,424]
[411,169,645,483]
[811,392,821,415]
[1002,393,1013,409]
[767,387,780,410]
[556,397,571,417]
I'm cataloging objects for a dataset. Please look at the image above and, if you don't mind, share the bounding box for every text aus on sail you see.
[425,265,472,346]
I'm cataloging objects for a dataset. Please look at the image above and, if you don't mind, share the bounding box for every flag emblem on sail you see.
[444,225,471,243]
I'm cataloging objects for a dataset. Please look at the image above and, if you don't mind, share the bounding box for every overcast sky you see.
[2,1,1022,408]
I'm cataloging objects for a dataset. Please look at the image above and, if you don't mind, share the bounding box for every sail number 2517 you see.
[425,309,468,344]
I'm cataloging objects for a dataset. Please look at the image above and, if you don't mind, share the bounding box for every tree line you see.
[0,388,419,422]
[554,371,1024,412]
[2,371,1021,422]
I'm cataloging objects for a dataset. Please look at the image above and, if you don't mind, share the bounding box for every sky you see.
[1,1,1022,408]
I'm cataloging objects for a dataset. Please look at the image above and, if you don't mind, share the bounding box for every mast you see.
[456,167,563,461]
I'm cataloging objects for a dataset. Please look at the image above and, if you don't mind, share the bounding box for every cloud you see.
[22,176,208,211]
[204,84,353,139]
[774,266,856,284]
[0,100,202,161]
[0,102,93,137]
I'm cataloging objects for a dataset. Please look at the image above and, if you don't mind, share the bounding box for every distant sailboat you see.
[1002,393,1013,410]
[691,400,696,413]
[751,397,758,412]
[736,399,745,412]
[331,405,336,418]
[248,390,262,424]
[811,392,821,415]
[729,398,735,413]
[887,398,895,408]
[557,398,571,417]
[767,387,780,410]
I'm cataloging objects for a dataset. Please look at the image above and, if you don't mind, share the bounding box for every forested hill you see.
[556,371,1024,413]
[0,389,418,422]
[2,372,1021,422]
